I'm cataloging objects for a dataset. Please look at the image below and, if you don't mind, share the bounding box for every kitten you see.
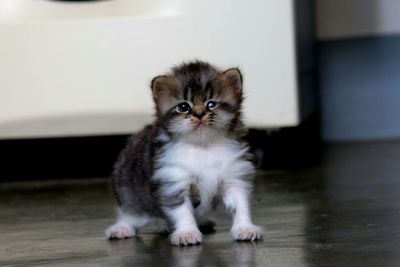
[106,61,263,246]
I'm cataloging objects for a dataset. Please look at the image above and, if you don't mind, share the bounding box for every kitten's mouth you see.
[190,119,216,133]
[194,119,207,128]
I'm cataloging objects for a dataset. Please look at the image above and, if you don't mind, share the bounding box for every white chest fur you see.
[153,138,255,201]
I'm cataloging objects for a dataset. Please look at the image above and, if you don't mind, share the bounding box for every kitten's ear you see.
[151,75,167,99]
[222,68,243,95]
[150,75,177,101]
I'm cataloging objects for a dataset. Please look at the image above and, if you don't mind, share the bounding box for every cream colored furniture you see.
[0,0,301,139]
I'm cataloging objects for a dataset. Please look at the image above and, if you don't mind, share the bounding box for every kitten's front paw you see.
[231,224,263,241]
[106,223,136,239]
[170,228,202,246]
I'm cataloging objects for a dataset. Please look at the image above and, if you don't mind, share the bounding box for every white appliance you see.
[0,0,308,139]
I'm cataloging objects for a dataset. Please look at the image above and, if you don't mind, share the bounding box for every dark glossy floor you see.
[1,142,400,267]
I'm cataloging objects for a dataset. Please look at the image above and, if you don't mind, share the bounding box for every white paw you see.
[231,224,263,241]
[106,223,136,239]
[170,228,202,246]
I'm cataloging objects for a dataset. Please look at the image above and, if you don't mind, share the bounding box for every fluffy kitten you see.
[106,61,263,245]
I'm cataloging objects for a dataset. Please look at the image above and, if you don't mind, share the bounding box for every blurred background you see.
[1,0,400,180]
[1,1,400,266]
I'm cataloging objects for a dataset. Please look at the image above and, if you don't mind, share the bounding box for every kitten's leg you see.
[106,208,150,239]
[192,181,219,233]
[155,168,202,245]
[163,195,202,246]
[222,181,263,241]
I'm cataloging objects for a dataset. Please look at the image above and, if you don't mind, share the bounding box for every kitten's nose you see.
[192,106,206,119]
[193,112,206,119]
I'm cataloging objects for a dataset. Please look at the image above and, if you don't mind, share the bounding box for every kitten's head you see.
[151,61,245,143]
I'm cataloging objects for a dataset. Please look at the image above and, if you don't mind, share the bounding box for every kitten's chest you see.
[161,139,246,179]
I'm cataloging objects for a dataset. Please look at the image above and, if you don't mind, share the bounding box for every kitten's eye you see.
[176,102,191,113]
[206,100,218,111]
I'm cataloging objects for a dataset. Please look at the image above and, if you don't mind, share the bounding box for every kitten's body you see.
[107,61,263,245]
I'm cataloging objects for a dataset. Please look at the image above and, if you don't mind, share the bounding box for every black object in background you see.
[0,115,321,182]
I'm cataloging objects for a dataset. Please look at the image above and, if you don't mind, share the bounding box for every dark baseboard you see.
[0,115,321,182]
[245,114,322,170]
[0,135,128,182]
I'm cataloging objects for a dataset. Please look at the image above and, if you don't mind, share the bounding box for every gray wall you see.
[316,0,400,40]
[316,0,400,142]
[320,36,400,142]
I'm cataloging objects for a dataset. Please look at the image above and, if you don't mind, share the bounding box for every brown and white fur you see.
[106,61,263,246]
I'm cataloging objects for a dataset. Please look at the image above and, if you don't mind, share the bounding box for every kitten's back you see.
[111,124,164,217]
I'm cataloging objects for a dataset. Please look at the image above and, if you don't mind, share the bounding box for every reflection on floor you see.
[1,143,400,267]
